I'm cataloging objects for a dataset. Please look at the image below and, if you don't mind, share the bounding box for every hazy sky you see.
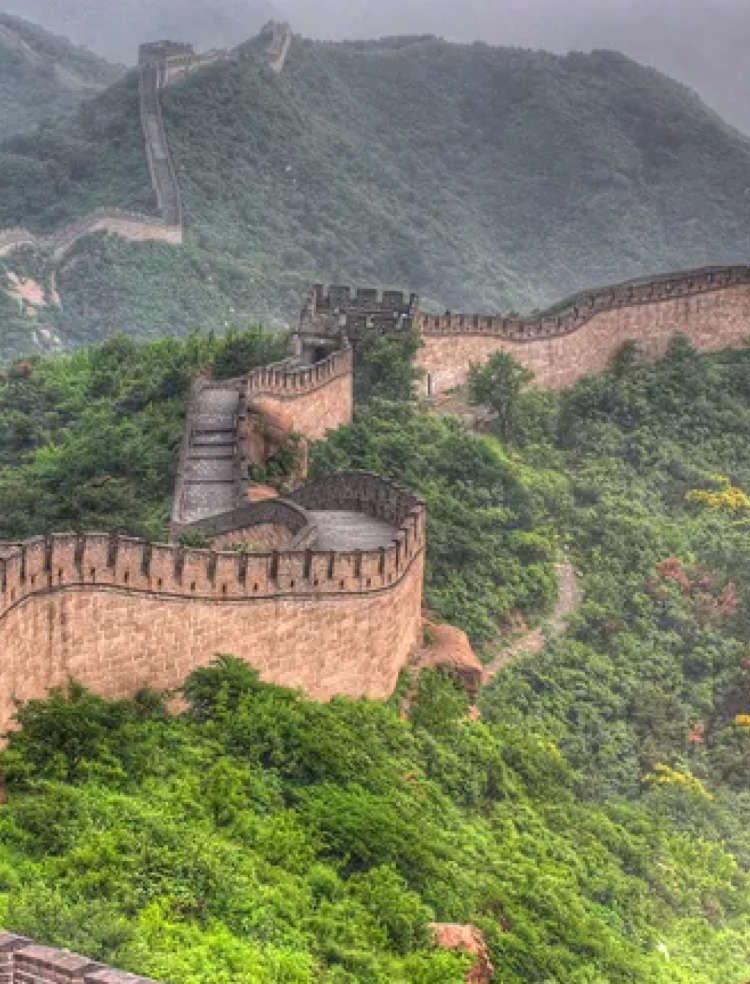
[7,0,750,134]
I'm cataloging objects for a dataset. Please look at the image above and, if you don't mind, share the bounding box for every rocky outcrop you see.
[415,623,484,693]
[430,924,494,984]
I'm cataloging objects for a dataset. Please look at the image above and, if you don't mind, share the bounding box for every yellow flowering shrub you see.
[644,763,713,799]
[685,474,750,513]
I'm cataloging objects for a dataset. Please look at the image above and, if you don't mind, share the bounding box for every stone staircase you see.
[176,383,243,527]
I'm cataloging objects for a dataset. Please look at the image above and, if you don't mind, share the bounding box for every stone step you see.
[197,388,240,412]
[185,459,235,482]
[188,446,235,459]
[191,431,236,446]
[182,481,237,521]
[192,414,235,431]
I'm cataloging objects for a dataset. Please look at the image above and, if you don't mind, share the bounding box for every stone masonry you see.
[0,472,426,737]
[0,932,161,984]
[298,265,750,396]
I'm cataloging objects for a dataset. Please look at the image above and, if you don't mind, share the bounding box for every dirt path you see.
[483,562,582,682]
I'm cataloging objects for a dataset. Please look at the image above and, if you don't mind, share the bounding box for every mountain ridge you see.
[0,10,123,136]
[1,28,750,361]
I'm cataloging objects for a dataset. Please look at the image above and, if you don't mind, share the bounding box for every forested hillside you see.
[3,334,750,982]
[0,12,122,136]
[3,31,750,361]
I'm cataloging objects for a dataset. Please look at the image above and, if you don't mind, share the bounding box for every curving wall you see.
[414,265,750,393]
[0,474,425,736]
[244,347,354,441]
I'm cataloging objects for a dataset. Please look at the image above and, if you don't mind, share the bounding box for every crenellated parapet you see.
[414,264,750,393]
[246,346,353,398]
[0,473,425,734]
[0,932,161,984]
[414,265,750,342]
[0,475,423,615]
[300,284,419,343]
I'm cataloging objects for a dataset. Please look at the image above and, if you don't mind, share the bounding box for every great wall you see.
[2,261,750,741]
[0,932,159,984]
[0,22,292,267]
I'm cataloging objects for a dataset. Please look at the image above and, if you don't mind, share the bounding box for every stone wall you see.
[414,265,750,393]
[0,210,181,263]
[0,932,160,984]
[182,497,317,551]
[0,475,425,736]
[300,284,419,341]
[245,347,354,441]
[138,62,182,228]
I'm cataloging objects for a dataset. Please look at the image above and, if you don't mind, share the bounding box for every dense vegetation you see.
[0,12,122,137]
[0,327,287,541]
[4,30,750,360]
[0,68,151,231]
[3,332,750,980]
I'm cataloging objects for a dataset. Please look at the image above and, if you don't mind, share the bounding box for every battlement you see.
[138,40,194,65]
[415,264,750,394]
[0,472,425,734]
[415,265,750,341]
[246,346,353,397]
[0,932,160,984]
[0,474,424,621]
[300,285,419,342]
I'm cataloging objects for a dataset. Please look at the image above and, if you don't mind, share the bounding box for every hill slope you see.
[1,0,278,64]
[0,11,123,136]
[2,33,750,360]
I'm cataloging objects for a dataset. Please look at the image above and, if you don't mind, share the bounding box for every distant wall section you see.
[415,266,750,392]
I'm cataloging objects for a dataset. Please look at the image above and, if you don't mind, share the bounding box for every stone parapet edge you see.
[0,474,426,618]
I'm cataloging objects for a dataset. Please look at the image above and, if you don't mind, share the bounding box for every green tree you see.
[467,351,534,441]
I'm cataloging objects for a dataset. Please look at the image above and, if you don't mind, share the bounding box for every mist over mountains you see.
[2,0,750,136]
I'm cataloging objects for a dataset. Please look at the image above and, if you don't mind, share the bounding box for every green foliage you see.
[467,350,534,441]
[2,660,750,983]
[354,328,422,405]
[310,399,559,645]
[0,326,287,541]
[0,12,123,138]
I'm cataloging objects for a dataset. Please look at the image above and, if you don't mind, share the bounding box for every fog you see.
[279,0,750,134]
[6,0,750,134]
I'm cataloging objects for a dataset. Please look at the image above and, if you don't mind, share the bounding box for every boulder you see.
[417,622,484,693]
[248,484,279,503]
[430,923,493,984]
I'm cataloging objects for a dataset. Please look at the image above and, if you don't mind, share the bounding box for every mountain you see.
[0,0,279,64]
[0,11,123,136]
[2,32,750,361]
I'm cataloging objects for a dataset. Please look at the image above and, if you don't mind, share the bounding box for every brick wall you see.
[245,348,354,441]
[415,266,750,393]
[0,475,425,736]
[0,932,160,984]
